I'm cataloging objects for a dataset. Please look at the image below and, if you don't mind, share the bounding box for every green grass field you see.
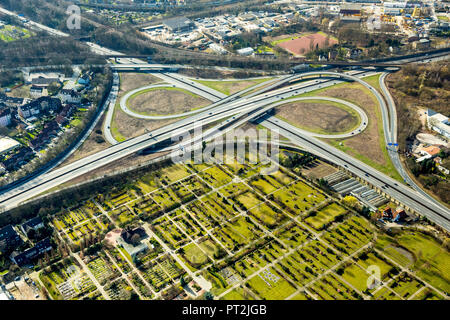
[276,99,361,135]
[0,24,32,42]
[195,78,271,95]
[375,231,450,293]
[305,202,347,230]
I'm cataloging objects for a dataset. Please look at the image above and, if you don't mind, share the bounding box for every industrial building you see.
[163,17,195,33]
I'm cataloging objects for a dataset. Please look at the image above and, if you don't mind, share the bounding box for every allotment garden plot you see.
[36,152,450,300]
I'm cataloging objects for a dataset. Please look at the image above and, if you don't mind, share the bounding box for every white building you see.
[236,47,254,56]
[0,136,20,155]
[427,109,450,139]
[59,89,81,104]
[18,104,40,119]
[0,285,13,300]
[209,43,228,55]
[30,86,44,98]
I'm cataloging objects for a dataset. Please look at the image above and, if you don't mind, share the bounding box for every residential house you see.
[19,97,62,119]
[0,225,23,252]
[33,96,62,113]
[0,104,11,127]
[3,96,25,108]
[393,207,407,222]
[419,145,441,157]
[382,207,393,219]
[55,104,76,127]
[2,147,33,172]
[29,120,60,151]
[59,89,81,104]
[30,86,44,98]
[10,237,52,267]
[55,114,68,127]
[78,74,90,86]
[18,103,40,119]
[346,48,363,59]
[416,145,441,162]
[20,217,45,236]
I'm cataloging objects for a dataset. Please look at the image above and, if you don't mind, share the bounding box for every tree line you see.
[0,157,174,228]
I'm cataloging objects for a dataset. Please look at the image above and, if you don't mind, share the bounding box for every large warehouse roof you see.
[0,136,20,155]
[163,17,194,31]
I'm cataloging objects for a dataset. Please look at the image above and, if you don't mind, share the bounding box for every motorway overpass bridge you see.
[107,55,402,68]
[111,64,180,72]
[106,47,450,69]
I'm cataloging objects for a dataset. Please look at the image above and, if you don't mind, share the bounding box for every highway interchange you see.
[0,4,449,232]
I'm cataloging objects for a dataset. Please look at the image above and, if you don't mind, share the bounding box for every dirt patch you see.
[119,73,161,92]
[226,81,258,94]
[58,112,110,168]
[264,32,304,43]
[105,229,123,247]
[128,88,210,115]
[277,33,337,56]
[113,105,176,141]
[386,244,415,265]
[417,107,427,128]
[7,84,32,99]
[276,101,358,134]
[317,84,387,166]
[210,80,262,95]
[7,279,44,300]
[302,161,339,180]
